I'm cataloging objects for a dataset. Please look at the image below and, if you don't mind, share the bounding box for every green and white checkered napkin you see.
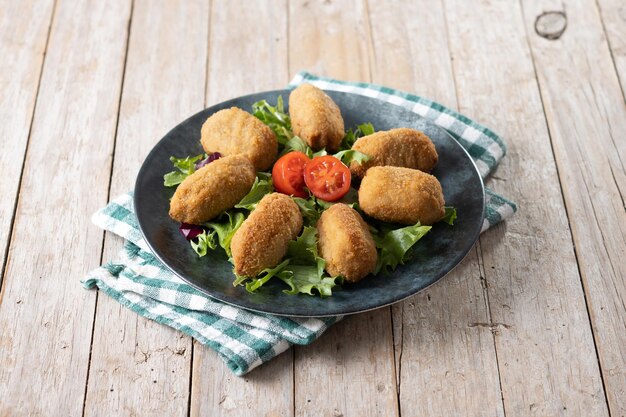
[83,72,517,376]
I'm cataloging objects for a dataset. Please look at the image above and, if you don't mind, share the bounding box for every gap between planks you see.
[187,1,213,414]
[519,0,626,413]
[439,0,508,412]
[0,0,57,293]
[80,0,135,415]
[81,1,210,416]
[0,0,133,414]
[594,0,626,102]
[516,0,611,412]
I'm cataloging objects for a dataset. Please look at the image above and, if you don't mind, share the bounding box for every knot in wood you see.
[535,11,567,40]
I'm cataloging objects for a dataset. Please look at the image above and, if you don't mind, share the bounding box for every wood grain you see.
[0,1,624,415]
[190,1,293,416]
[294,312,398,417]
[82,1,209,416]
[596,0,626,95]
[445,0,610,415]
[521,0,626,414]
[0,0,131,415]
[367,2,505,415]
[204,0,289,105]
[289,1,397,416]
[367,0,457,109]
[289,0,372,81]
[0,0,54,287]
[192,347,293,417]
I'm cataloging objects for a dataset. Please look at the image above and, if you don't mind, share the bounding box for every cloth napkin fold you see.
[83,72,517,376]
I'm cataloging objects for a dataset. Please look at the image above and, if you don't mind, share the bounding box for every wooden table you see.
[1,0,625,415]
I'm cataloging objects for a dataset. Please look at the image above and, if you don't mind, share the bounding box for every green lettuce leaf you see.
[235,259,291,293]
[163,171,187,187]
[233,226,342,297]
[441,206,457,225]
[163,154,205,187]
[205,211,245,257]
[374,222,432,274]
[287,226,319,263]
[190,230,217,257]
[281,226,339,296]
[280,136,314,157]
[333,149,371,166]
[358,122,375,136]
[252,96,292,145]
[292,197,321,225]
[235,174,274,210]
[340,122,375,149]
[277,265,342,297]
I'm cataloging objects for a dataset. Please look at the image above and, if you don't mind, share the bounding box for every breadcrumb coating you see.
[289,84,345,152]
[201,107,278,171]
[350,128,438,177]
[169,155,256,224]
[359,166,445,225]
[231,193,303,277]
[317,203,378,283]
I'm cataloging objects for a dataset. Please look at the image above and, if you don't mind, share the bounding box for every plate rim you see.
[134,88,486,317]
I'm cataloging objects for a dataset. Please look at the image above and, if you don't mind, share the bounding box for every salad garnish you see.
[163,97,456,297]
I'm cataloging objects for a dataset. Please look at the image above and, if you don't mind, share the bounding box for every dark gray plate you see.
[134,89,485,317]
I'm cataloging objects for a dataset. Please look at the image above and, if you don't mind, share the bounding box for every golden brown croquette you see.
[200,107,278,171]
[169,155,256,224]
[317,203,378,283]
[230,193,303,277]
[359,166,445,225]
[350,128,438,177]
[289,84,345,152]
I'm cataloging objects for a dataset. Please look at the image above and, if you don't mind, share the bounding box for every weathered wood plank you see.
[190,1,294,416]
[192,347,293,417]
[367,1,457,109]
[0,0,54,287]
[0,0,131,415]
[294,312,398,417]
[203,0,288,103]
[82,1,209,416]
[444,0,611,415]
[521,0,626,414]
[289,1,397,416]
[289,0,372,81]
[367,3,505,415]
[596,0,626,96]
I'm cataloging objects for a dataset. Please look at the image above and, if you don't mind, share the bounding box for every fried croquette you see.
[350,128,438,177]
[289,84,345,152]
[200,107,278,171]
[231,193,303,277]
[359,166,445,225]
[169,155,255,224]
[317,204,378,283]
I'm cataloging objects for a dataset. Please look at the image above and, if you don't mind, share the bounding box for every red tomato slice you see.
[304,156,351,201]
[272,151,310,198]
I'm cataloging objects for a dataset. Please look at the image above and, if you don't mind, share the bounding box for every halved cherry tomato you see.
[304,156,351,201]
[272,151,310,198]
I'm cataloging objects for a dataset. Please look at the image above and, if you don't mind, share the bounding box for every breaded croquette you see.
[289,84,345,152]
[359,166,445,225]
[231,193,303,277]
[169,155,255,224]
[317,204,378,283]
[350,128,438,177]
[201,107,278,171]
